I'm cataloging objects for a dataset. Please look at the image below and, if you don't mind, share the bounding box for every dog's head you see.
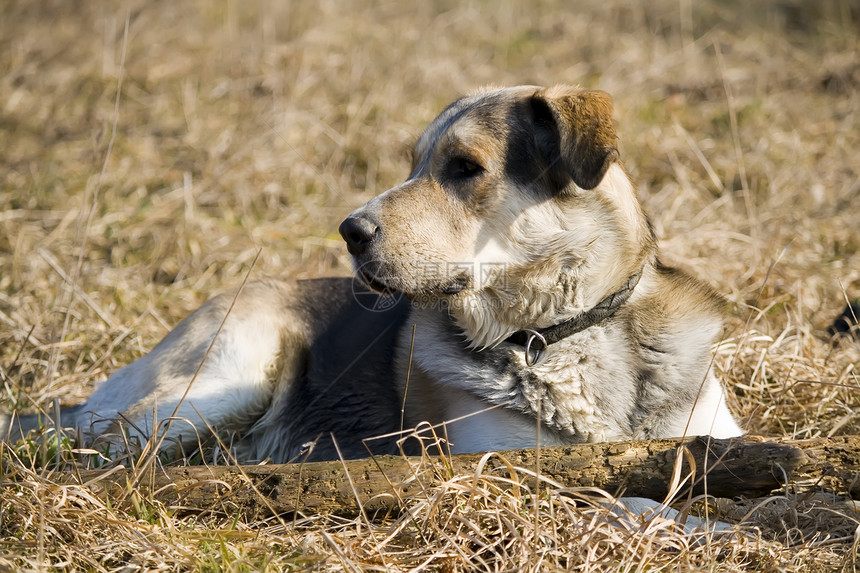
[340,85,656,347]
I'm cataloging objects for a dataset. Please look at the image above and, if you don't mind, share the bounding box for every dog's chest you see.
[402,313,638,447]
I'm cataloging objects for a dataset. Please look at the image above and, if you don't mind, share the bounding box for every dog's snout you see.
[339,216,379,255]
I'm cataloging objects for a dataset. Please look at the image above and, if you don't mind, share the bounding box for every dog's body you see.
[2,85,742,462]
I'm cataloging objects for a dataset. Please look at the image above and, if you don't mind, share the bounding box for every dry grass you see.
[1,0,859,570]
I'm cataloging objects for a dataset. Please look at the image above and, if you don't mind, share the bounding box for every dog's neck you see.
[504,270,642,363]
[439,264,646,351]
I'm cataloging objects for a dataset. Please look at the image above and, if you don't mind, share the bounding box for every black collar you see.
[506,270,642,365]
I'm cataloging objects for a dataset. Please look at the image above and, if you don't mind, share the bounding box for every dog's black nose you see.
[339,216,379,255]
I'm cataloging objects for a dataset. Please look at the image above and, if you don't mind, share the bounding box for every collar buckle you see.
[523,329,547,367]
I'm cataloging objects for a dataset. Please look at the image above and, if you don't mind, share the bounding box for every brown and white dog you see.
[2,85,743,462]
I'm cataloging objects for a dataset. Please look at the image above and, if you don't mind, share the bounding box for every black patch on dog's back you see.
[277,279,412,461]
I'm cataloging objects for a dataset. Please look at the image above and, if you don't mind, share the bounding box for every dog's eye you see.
[447,157,484,180]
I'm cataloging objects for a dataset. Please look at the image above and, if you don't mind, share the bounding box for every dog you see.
[1,85,743,463]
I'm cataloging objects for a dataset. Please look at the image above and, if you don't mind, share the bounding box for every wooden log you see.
[74,435,860,519]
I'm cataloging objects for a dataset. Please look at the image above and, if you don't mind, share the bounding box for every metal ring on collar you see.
[523,329,548,367]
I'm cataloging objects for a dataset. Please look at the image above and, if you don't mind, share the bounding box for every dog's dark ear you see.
[529,86,619,191]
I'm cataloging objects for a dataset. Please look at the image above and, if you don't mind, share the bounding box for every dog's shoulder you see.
[649,260,725,317]
[623,261,724,346]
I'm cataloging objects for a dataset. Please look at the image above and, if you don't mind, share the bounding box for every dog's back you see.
[237,278,412,461]
[2,279,412,461]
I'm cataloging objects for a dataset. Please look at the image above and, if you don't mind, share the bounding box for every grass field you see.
[1,0,859,570]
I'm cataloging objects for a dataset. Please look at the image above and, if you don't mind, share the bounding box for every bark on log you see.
[74,435,860,520]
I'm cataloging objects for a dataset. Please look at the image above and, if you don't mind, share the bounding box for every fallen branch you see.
[73,435,860,519]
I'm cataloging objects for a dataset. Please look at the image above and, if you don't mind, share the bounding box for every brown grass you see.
[1,0,859,570]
